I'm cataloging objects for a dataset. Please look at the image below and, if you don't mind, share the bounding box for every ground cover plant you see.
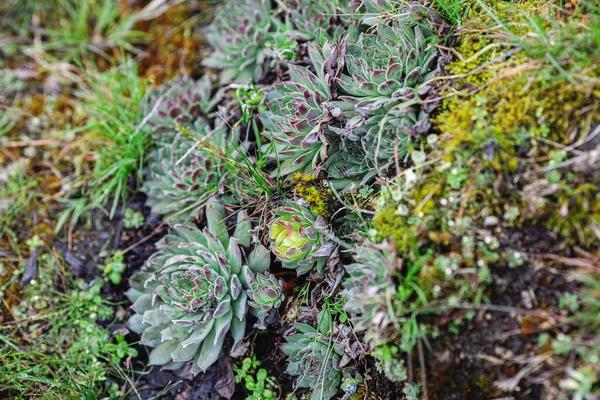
[1,0,599,399]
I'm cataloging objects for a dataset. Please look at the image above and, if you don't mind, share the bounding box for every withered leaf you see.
[20,246,39,287]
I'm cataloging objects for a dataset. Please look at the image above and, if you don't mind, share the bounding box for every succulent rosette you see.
[126,200,271,374]
[260,48,334,176]
[203,0,276,83]
[335,18,440,174]
[321,139,375,190]
[284,0,354,45]
[244,269,285,328]
[342,240,398,343]
[268,201,337,276]
[141,122,232,221]
[281,321,345,400]
[351,0,400,25]
[146,75,221,140]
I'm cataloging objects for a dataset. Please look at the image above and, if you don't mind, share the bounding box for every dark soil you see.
[422,225,580,400]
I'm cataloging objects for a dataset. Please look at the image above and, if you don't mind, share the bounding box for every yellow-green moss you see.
[446,0,549,86]
[429,4,600,245]
[542,182,600,247]
[436,73,598,158]
[446,37,500,86]
[293,173,334,216]
[372,207,414,253]
[439,0,599,161]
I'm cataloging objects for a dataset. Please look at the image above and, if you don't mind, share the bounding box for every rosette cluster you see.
[203,0,275,83]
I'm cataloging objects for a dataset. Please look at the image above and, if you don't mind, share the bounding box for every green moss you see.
[438,0,599,163]
[541,182,600,246]
[446,37,499,86]
[372,207,413,252]
[432,25,600,245]
[446,0,548,86]
[293,173,334,216]
[435,74,598,161]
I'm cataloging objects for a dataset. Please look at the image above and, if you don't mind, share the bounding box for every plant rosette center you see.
[269,217,314,262]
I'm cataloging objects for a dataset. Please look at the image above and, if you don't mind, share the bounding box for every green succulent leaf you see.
[206,197,229,245]
[232,209,252,247]
[247,244,271,273]
[149,341,179,366]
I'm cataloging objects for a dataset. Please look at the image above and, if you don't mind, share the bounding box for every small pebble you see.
[484,216,499,226]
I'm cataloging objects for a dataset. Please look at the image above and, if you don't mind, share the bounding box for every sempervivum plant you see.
[336,19,439,174]
[268,200,338,276]
[281,321,345,400]
[284,0,354,45]
[244,269,285,329]
[260,44,344,177]
[342,240,399,344]
[203,0,275,83]
[125,200,271,374]
[141,123,230,221]
[146,75,220,139]
[351,0,402,25]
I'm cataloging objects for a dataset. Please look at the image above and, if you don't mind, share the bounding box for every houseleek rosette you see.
[342,240,399,342]
[244,269,285,328]
[141,129,221,221]
[203,0,275,83]
[281,322,345,399]
[126,200,271,374]
[260,43,373,188]
[259,58,334,177]
[268,201,337,276]
[284,0,354,45]
[142,118,242,221]
[146,75,221,140]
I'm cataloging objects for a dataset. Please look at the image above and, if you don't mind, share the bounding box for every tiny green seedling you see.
[99,252,126,285]
[233,355,277,400]
[123,208,144,229]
